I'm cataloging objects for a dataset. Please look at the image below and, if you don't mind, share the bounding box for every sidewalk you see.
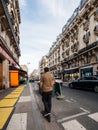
[0,86,24,130]
[0,83,64,130]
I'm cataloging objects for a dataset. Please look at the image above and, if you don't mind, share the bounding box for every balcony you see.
[94,8,98,21]
[0,0,20,56]
[94,25,98,36]
[83,19,89,31]
[83,31,90,43]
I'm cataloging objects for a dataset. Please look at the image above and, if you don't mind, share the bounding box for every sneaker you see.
[46,115,51,122]
[44,113,51,117]
[41,110,45,115]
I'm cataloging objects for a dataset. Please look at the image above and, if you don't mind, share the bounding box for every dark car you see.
[68,76,98,92]
[29,79,34,83]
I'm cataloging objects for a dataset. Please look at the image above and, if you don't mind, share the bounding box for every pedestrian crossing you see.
[88,112,98,122]
[6,113,27,130]
[61,112,98,130]
[62,120,86,130]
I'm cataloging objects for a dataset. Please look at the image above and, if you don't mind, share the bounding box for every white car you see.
[55,78,63,83]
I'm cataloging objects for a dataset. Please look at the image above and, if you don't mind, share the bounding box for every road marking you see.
[29,84,44,130]
[80,107,90,113]
[6,113,27,130]
[58,112,88,123]
[62,119,87,130]
[58,107,90,123]
[57,107,90,123]
[0,107,13,130]
[70,98,76,102]
[18,96,31,102]
[29,84,38,110]
[88,112,98,122]
[65,99,72,103]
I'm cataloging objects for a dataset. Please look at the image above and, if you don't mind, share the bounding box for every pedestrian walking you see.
[40,67,55,122]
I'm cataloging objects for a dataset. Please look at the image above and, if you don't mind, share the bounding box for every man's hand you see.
[39,81,43,89]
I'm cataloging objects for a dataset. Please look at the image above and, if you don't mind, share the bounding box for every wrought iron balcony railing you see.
[1,0,20,55]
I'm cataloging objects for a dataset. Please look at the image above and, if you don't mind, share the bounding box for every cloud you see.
[40,0,66,17]
[19,0,81,73]
[19,0,27,8]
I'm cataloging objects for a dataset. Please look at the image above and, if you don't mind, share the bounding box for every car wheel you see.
[69,84,74,88]
[94,86,98,93]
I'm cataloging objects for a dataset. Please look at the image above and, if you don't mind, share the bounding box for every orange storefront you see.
[9,69,19,87]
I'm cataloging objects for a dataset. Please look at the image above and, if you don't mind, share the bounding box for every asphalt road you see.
[6,82,98,130]
[53,84,98,130]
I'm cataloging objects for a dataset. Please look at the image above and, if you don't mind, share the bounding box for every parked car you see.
[55,77,63,84]
[68,76,98,92]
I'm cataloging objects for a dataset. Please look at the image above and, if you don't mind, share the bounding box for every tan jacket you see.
[40,72,54,92]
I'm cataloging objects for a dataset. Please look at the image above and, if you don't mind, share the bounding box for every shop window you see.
[80,67,93,77]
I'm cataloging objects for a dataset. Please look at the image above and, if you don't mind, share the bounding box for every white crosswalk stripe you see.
[6,113,27,130]
[18,96,31,102]
[88,112,98,122]
[62,120,87,130]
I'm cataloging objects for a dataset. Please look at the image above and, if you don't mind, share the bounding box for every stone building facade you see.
[0,0,21,89]
[48,0,98,81]
[39,55,48,75]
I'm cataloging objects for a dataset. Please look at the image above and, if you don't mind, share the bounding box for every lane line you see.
[57,112,88,123]
[65,99,72,103]
[80,107,90,114]
[29,84,44,130]
[6,113,27,130]
[70,98,77,102]
[62,119,87,130]
[58,107,90,123]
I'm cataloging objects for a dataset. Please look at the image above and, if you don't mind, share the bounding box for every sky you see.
[19,0,80,74]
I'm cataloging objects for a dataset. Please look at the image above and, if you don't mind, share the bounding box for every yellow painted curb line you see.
[0,107,13,130]
[4,94,19,99]
[0,99,17,108]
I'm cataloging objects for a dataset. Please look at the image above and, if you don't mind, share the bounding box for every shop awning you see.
[61,67,79,74]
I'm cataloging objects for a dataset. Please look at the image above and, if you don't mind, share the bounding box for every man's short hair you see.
[44,67,49,72]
